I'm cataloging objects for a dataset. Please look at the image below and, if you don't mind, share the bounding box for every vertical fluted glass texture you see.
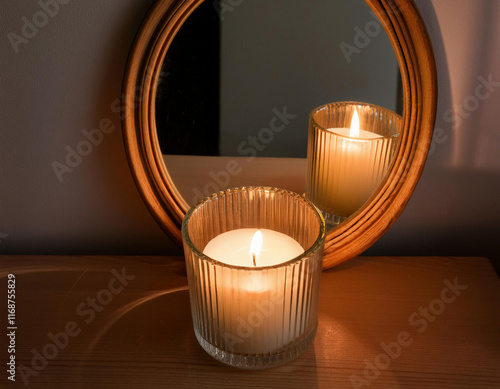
[306,102,401,224]
[182,187,325,369]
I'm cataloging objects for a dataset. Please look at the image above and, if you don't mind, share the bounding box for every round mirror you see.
[123,0,437,270]
[157,0,402,206]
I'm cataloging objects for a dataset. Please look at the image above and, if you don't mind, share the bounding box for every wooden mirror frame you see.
[122,0,437,270]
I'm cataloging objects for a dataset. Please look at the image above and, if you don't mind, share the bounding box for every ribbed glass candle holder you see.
[182,187,325,369]
[306,102,401,226]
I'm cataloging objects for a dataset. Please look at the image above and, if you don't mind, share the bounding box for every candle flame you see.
[249,230,263,266]
[350,109,360,138]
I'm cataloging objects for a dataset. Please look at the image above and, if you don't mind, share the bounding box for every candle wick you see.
[253,253,257,267]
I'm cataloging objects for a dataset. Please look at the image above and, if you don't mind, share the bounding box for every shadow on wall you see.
[425,0,500,170]
[366,169,500,274]
[366,1,500,274]
[447,1,499,169]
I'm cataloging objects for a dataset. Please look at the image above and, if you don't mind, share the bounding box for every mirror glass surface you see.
[155,0,402,216]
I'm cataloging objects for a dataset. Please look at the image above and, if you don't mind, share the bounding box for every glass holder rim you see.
[309,100,402,140]
[181,186,326,271]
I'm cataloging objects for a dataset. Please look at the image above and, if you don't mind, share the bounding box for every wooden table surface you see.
[1,256,499,388]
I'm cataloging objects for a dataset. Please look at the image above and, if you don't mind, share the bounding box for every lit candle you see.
[307,106,398,221]
[183,187,325,369]
[202,229,305,355]
[203,228,304,268]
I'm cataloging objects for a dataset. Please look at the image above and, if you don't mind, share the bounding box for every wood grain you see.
[121,0,438,271]
[1,256,498,388]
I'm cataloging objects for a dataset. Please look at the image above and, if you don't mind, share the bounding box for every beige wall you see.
[0,0,175,254]
[0,1,498,267]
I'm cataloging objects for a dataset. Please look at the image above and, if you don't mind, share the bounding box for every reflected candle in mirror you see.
[202,229,305,356]
[321,111,383,216]
[306,103,400,225]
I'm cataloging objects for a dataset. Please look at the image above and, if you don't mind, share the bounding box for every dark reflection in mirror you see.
[156,1,220,156]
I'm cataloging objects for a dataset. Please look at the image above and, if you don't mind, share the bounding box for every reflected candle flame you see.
[350,109,360,138]
[249,230,263,267]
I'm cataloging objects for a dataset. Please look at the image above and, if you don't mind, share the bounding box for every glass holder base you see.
[194,326,317,370]
[320,210,346,228]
